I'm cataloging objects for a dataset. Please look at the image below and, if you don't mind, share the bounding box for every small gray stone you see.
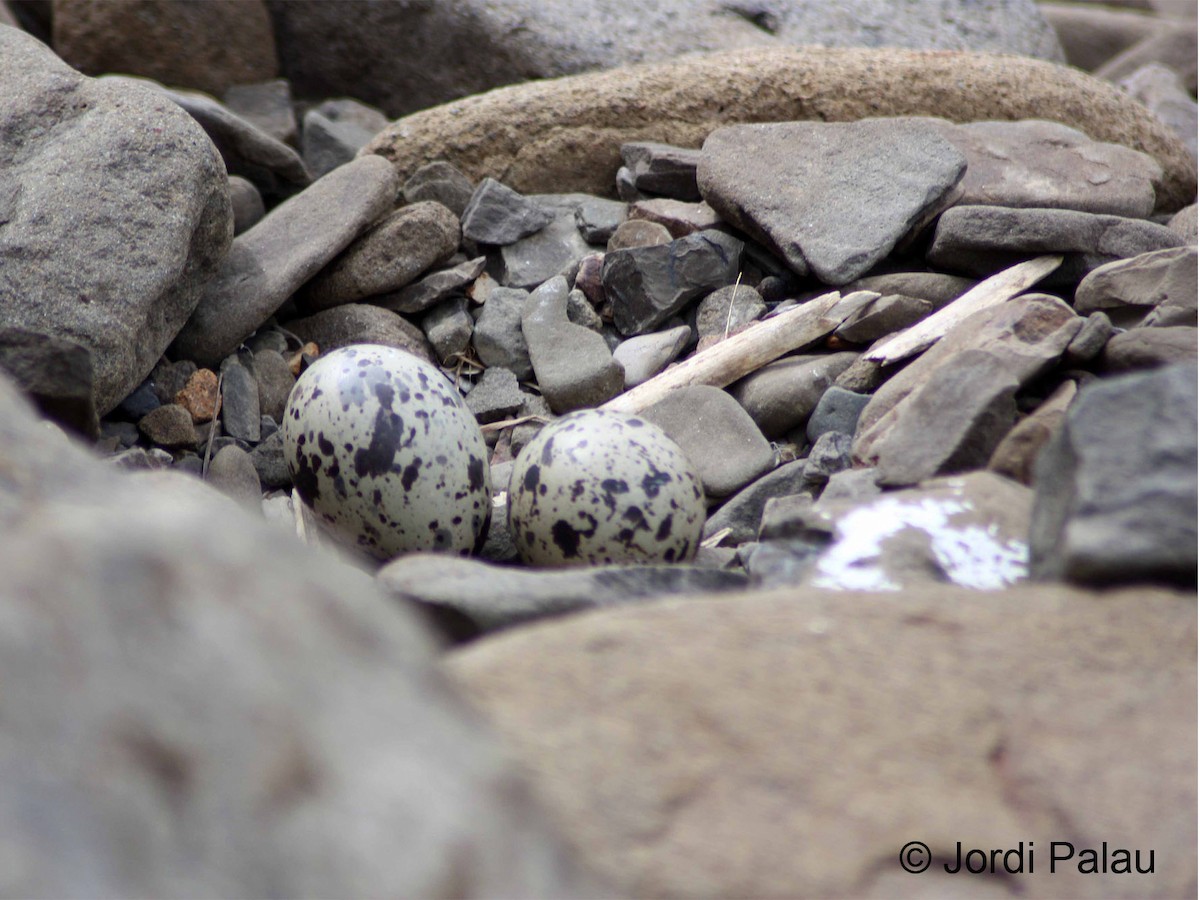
[834,294,932,344]
[116,380,161,421]
[173,155,398,367]
[301,108,378,178]
[150,359,198,405]
[222,79,297,146]
[1120,63,1197,165]
[628,198,723,238]
[422,297,474,365]
[621,141,703,201]
[606,219,673,252]
[462,178,554,245]
[612,325,691,388]
[615,166,641,202]
[521,277,624,413]
[642,385,775,498]
[138,403,198,449]
[695,284,766,344]
[500,212,592,290]
[806,386,872,442]
[218,357,261,444]
[1074,246,1197,326]
[251,349,295,423]
[314,97,389,135]
[378,553,748,638]
[378,256,487,316]
[802,432,853,485]
[1063,312,1115,366]
[206,444,262,507]
[1030,363,1197,586]
[729,352,860,439]
[927,205,1187,282]
[574,197,628,243]
[286,305,436,363]
[248,429,291,489]
[566,290,603,333]
[465,367,525,424]
[603,229,743,336]
[874,350,1020,488]
[402,161,475,218]
[698,119,967,284]
[299,201,461,312]
[473,288,533,381]
[820,467,883,502]
[1099,326,1198,372]
[228,175,265,235]
[702,458,814,546]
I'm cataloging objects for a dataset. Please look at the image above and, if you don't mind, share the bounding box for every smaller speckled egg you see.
[283,344,491,561]
[508,409,705,567]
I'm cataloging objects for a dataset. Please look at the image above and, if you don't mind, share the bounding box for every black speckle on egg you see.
[655,514,674,542]
[522,463,540,493]
[467,456,486,492]
[317,433,334,456]
[353,405,404,479]
[551,520,582,558]
[401,459,422,490]
[641,468,672,498]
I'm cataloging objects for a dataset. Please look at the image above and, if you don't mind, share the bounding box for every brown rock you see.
[52,0,278,97]
[361,47,1197,214]
[446,582,1196,898]
[138,403,198,449]
[174,368,221,423]
[988,379,1077,485]
[627,198,723,238]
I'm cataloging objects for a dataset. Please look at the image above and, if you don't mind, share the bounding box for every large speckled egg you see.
[283,344,491,560]
[508,409,705,567]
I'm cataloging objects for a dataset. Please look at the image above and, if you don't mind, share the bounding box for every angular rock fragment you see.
[462,178,555,245]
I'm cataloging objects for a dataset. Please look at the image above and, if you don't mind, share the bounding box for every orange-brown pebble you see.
[174,368,221,423]
[288,342,319,377]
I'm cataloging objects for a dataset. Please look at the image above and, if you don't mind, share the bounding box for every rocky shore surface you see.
[0,1,1196,896]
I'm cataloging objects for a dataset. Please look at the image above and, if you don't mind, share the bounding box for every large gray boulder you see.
[0,373,601,898]
[0,26,231,415]
[268,0,1062,118]
[1030,362,1197,586]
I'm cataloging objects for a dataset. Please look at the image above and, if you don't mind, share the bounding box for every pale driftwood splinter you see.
[864,254,1063,366]
[602,290,876,415]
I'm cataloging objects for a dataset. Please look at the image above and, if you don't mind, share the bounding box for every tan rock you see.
[987,379,1077,485]
[362,47,1197,213]
[174,367,221,423]
[446,582,1196,898]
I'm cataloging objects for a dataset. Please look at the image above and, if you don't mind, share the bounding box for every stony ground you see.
[0,1,1196,897]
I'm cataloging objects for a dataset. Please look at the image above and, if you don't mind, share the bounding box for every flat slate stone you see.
[464,366,525,424]
[402,161,475,218]
[806,386,872,443]
[833,293,932,344]
[1074,246,1197,325]
[620,141,703,202]
[642,385,775,498]
[422,297,474,365]
[698,119,966,284]
[173,155,398,367]
[462,177,554,245]
[603,229,743,335]
[701,458,813,546]
[379,256,487,316]
[499,212,591,290]
[1099,326,1198,372]
[472,288,533,381]
[1030,363,1197,586]
[927,204,1187,282]
[378,553,748,639]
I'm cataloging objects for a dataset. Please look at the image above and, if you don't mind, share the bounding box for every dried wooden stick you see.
[864,254,1063,366]
[602,290,874,415]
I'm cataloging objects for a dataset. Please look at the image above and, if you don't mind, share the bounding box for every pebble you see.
[223,79,297,146]
[521,277,624,413]
[987,379,1077,486]
[422,297,474,365]
[1063,312,1115,365]
[701,458,814,546]
[642,385,775,498]
[218,356,262,444]
[621,141,703,201]
[465,367,525,425]
[249,430,291,490]
[206,444,263,507]
[603,229,743,335]
[251,349,295,424]
[628,198,723,238]
[286,304,435,363]
[402,161,476,218]
[573,197,628,243]
[806,386,872,442]
[606,219,673,252]
[729,352,860,438]
[694,284,766,347]
[834,294,932,344]
[175,367,221,423]
[1074,246,1197,325]
[462,178,555,245]
[228,176,266,234]
[1099,326,1198,372]
[138,403,198,449]
[499,212,592,289]
[612,324,692,388]
[472,288,534,381]
[379,256,487,316]
[0,329,99,440]
[801,432,853,486]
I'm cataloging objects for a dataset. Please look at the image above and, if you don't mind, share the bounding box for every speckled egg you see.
[283,344,491,560]
[508,409,705,567]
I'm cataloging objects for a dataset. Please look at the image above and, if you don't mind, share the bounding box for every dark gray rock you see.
[701,458,813,546]
[465,367,525,424]
[402,161,476,218]
[874,350,1020,487]
[806,386,872,442]
[223,78,297,146]
[698,120,966,284]
[378,256,486,316]
[1063,312,1115,366]
[150,359,199,405]
[100,420,141,451]
[0,330,99,440]
[740,539,825,588]
[642,385,775,498]
[500,212,592,290]
[802,432,853,485]
[378,553,749,639]
[566,290,603,333]
[173,155,398,367]
[218,357,262,444]
[621,141,703,201]
[522,277,624,413]
[729,352,860,438]
[206,444,262,507]
[299,202,461,312]
[285,304,436,363]
[249,428,291,489]
[1030,363,1197,586]
[603,230,743,336]
[473,288,533,381]
[116,381,162,421]
[302,98,388,177]
[138,403,198,449]
[462,178,554,245]
[0,33,232,417]
[251,349,294,423]
[228,175,266,234]
[1099,326,1198,372]
[695,284,766,345]
[422,297,474,365]
[574,197,627,243]
[927,205,1187,282]
[834,294,932,344]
